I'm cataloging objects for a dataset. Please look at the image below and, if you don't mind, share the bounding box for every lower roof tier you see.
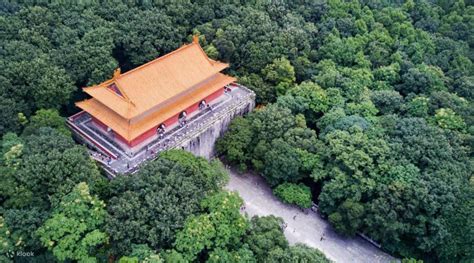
[77,73,236,142]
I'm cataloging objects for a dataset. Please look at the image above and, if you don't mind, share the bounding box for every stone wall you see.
[179,89,255,159]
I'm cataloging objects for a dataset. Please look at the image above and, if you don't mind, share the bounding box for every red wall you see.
[163,114,179,127]
[128,127,157,147]
[115,133,129,145]
[205,87,224,102]
[125,87,225,147]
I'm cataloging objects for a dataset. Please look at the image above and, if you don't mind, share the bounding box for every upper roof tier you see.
[82,37,229,120]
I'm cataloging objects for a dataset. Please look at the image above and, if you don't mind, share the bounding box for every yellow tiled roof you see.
[81,39,229,119]
[77,73,235,142]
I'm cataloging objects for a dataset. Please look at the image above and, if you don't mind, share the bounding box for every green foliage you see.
[328,200,365,236]
[244,216,288,261]
[433,108,466,131]
[1,207,48,252]
[240,73,276,105]
[22,109,70,136]
[106,150,227,255]
[262,57,296,96]
[160,250,186,263]
[210,1,474,260]
[277,81,334,124]
[370,90,404,115]
[273,183,312,208]
[216,117,252,171]
[55,26,118,86]
[398,64,447,95]
[267,244,330,263]
[120,244,160,263]
[262,139,305,186]
[405,96,430,117]
[0,96,26,137]
[15,128,104,206]
[217,105,321,186]
[204,44,219,60]
[207,246,255,263]
[115,8,185,68]
[174,191,248,262]
[1,1,473,262]
[437,179,474,262]
[1,56,75,110]
[118,256,139,263]
[36,182,108,262]
[0,133,22,164]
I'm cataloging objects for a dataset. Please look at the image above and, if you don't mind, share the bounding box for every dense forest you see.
[0,0,473,262]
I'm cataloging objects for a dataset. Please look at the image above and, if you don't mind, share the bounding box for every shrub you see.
[273,183,312,208]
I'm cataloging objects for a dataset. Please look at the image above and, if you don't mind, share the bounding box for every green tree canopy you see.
[106,150,227,255]
[174,191,248,262]
[22,109,70,136]
[37,182,108,262]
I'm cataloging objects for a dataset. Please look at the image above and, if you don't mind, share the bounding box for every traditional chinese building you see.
[68,36,255,176]
[76,36,236,147]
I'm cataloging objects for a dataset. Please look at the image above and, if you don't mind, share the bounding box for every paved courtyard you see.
[225,170,398,263]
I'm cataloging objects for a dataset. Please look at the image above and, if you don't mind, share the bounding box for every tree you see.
[433,108,466,131]
[267,244,330,263]
[273,183,312,208]
[262,139,304,186]
[215,117,252,171]
[22,109,70,136]
[328,199,365,236]
[37,182,108,262]
[346,99,379,118]
[262,57,296,96]
[398,64,447,95]
[106,150,227,255]
[0,96,26,136]
[115,8,185,68]
[320,115,371,138]
[239,73,276,104]
[317,126,390,234]
[1,1,472,262]
[244,216,288,261]
[15,128,104,207]
[405,95,430,118]
[1,133,22,163]
[118,244,164,263]
[370,90,404,115]
[277,81,334,124]
[207,246,255,263]
[55,26,118,86]
[1,207,49,252]
[366,117,472,258]
[1,56,75,111]
[174,191,248,261]
[437,180,474,262]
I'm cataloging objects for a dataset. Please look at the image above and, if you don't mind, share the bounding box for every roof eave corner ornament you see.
[113,68,121,79]
[192,35,199,44]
